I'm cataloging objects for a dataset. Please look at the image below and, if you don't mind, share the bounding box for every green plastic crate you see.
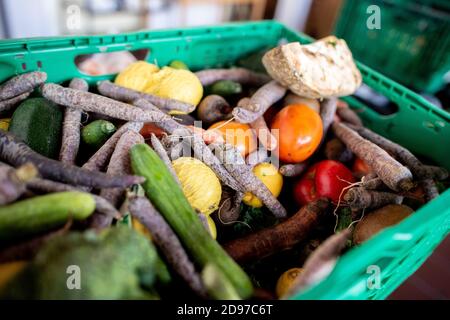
[335,0,450,93]
[0,21,449,300]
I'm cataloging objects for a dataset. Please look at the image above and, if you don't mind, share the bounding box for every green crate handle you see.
[0,21,449,300]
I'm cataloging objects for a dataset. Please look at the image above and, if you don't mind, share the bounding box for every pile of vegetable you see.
[0,37,448,300]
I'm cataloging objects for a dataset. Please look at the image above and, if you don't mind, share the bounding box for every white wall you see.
[3,0,59,38]
[275,0,312,31]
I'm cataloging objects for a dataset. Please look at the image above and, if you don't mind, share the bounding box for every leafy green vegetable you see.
[232,204,278,237]
[1,227,159,299]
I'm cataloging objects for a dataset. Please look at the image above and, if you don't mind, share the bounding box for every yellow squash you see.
[144,66,203,110]
[243,162,283,208]
[115,61,159,92]
[115,61,203,112]
[172,157,222,215]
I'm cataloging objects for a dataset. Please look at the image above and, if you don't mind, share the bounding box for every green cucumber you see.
[9,97,63,158]
[81,119,116,149]
[169,60,189,70]
[209,80,242,97]
[0,191,95,242]
[130,143,253,299]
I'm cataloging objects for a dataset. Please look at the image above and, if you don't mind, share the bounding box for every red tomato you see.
[352,157,372,176]
[140,123,165,139]
[294,160,355,205]
[271,104,323,163]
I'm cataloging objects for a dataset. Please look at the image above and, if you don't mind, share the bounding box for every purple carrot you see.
[0,130,143,188]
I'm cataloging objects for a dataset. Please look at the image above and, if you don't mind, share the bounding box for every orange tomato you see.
[271,104,323,163]
[208,121,257,157]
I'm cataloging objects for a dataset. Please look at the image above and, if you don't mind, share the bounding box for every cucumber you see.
[81,119,116,149]
[0,192,95,242]
[130,143,253,299]
[208,80,242,97]
[9,97,63,159]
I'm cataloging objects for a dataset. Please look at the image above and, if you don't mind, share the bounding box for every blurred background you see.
[0,0,449,299]
[0,0,448,109]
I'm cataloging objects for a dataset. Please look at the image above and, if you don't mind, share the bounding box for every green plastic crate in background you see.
[0,21,449,300]
[335,0,450,93]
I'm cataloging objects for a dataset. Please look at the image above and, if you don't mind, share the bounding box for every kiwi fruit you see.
[353,204,413,245]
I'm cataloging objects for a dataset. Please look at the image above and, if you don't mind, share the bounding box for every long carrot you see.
[90,130,145,229]
[0,92,31,113]
[82,122,143,171]
[279,163,308,177]
[232,96,279,151]
[285,229,352,298]
[349,124,448,180]
[0,130,143,188]
[232,81,286,123]
[332,122,414,191]
[59,78,89,164]
[344,187,403,209]
[41,83,172,122]
[128,194,206,298]
[223,199,329,263]
[213,142,286,218]
[150,134,180,185]
[134,99,242,192]
[0,71,47,101]
[195,68,270,86]
[97,80,195,113]
[0,162,37,205]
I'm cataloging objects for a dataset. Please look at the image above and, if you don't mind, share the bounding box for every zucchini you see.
[9,98,63,158]
[130,143,253,298]
[81,119,116,149]
[209,80,242,97]
[0,191,95,242]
